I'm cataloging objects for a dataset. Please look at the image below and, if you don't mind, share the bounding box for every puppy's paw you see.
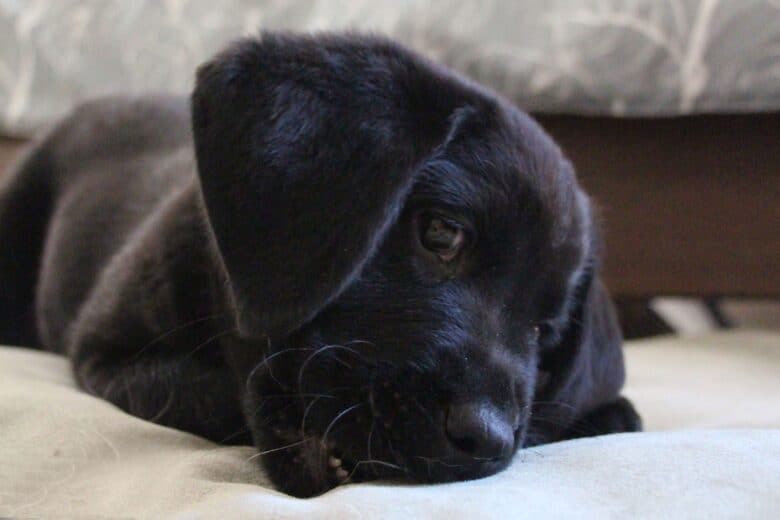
[562,396,642,440]
[259,439,342,498]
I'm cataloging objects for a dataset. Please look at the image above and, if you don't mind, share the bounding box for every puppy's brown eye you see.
[419,214,465,262]
[532,325,541,342]
[535,322,556,346]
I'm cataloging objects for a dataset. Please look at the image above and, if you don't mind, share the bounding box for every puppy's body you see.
[0,96,249,440]
[0,33,640,497]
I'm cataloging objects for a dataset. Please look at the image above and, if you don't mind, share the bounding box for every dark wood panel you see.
[3,113,779,297]
[0,137,25,179]
[537,113,780,297]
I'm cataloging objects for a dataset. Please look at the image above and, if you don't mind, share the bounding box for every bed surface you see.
[1,331,779,519]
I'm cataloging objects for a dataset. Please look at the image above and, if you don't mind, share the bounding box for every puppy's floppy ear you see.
[534,262,627,441]
[191,33,480,338]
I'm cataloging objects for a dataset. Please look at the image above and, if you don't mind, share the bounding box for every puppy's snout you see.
[445,401,515,461]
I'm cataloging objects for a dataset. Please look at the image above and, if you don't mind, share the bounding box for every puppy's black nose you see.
[445,402,515,460]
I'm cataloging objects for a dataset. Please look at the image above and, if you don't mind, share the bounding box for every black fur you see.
[0,33,640,497]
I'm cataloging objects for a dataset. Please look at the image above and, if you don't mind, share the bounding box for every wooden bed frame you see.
[2,113,779,300]
[538,113,780,298]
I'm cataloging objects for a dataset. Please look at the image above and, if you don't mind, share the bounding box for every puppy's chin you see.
[243,347,405,497]
[243,342,526,497]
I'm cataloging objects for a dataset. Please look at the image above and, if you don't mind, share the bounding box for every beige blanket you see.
[4,1,780,136]
[1,331,779,519]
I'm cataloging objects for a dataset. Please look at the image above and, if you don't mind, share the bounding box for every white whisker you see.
[132,312,227,359]
[300,395,327,435]
[346,458,405,481]
[297,344,363,393]
[245,347,313,388]
[321,403,362,448]
[246,438,309,461]
[182,327,236,359]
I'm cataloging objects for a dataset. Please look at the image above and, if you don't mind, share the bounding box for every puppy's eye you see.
[418,213,465,262]
[535,321,557,347]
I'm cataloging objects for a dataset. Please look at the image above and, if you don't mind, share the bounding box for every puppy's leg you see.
[74,350,249,444]
[0,139,54,346]
[561,396,642,440]
[65,185,250,444]
[68,270,250,444]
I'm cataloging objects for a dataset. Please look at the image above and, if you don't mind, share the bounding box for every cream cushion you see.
[1,331,778,519]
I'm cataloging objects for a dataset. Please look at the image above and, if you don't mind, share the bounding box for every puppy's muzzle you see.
[445,401,517,462]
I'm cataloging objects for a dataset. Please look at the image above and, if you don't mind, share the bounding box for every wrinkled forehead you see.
[411,104,592,311]
[419,106,588,241]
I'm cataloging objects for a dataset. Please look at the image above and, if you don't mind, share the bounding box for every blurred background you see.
[1,0,778,338]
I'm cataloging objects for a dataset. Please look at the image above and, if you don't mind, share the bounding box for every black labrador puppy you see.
[0,33,640,497]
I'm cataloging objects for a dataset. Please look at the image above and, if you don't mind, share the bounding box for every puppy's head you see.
[192,33,623,497]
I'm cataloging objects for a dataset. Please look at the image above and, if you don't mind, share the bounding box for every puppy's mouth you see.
[288,434,407,487]
[249,397,409,497]
[255,400,513,498]
[244,343,521,497]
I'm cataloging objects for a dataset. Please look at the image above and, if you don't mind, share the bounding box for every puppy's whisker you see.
[132,312,228,359]
[297,344,363,393]
[259,393,335,399]
[344,339,376,348]
[407,360,427,374]
[413,456,465,469]
[148,386,177,423]
[529,416,603,437]
[386,437,402,469]
[248,401,296,426]
[182,327,236,360]
[410,397,435,425]
[346,458,405,481]
[246,438,310,461]
[423,456,433,479]
[98,374,119,401]
[367,377,380,419]
[246,347,313,387]
[122,375,138,416]
[531,400,581,412]
[332,357,353,370]
[220,426,251,444]
[300,395,327,435]
[367,417,377,462]
[320,403,362,449]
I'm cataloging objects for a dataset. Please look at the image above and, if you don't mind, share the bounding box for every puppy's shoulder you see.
[43,94,191,169]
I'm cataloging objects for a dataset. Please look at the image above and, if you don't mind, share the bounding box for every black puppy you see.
[0,33,640,497]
